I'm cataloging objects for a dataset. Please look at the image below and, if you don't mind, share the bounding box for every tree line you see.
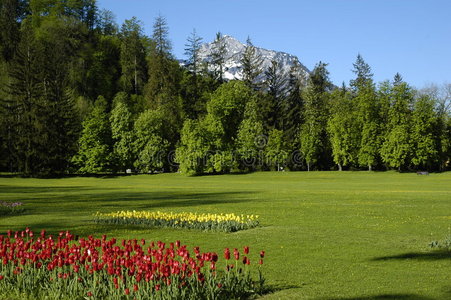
[0,0,449,176]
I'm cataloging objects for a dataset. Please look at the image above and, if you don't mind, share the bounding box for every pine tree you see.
[240,37,263,90]
[97,9,118,35]
[38,16,86,174]
[283,62,304,151]
[152,14,172,57]
[182,29,203,119]
[184,29,203,76]
[145,15,181,109]
[0,0,26,62]
[264,59,288,130]
[119,17,147,95]
[350,54,373,90]
[210,32,227,82]
[4,20,44,175]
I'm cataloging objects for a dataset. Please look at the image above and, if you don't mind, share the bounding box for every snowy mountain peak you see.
[196,35,310,84]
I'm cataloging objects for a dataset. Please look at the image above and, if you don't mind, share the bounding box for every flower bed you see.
[0,228,266,299]
[0,201,24,216]
[94,210,259,232]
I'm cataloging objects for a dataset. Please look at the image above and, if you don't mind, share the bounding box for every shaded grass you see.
[372,251,451,261]
[0,171,450,299]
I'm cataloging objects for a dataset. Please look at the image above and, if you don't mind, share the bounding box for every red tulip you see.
[124,288,130,295]
[87,292,93,297]
[260,250,265,258]
[224,248,230,260]
[234,248,239,260]
[244,246,249,254]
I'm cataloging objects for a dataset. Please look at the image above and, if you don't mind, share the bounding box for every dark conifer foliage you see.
[241,37,263,90]
[210,32,227,83]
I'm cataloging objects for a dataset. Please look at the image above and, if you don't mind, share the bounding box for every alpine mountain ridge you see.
[188,35,311,85]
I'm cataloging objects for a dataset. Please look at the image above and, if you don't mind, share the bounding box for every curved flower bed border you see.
[0,228,266,299]
[94,210,260,232]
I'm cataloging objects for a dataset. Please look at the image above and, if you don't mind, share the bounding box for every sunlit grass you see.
[0,171,450,299]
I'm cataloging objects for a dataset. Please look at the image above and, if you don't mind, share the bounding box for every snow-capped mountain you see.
[194,35,310,85]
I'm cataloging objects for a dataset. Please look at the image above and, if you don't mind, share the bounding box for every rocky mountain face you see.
[193,35,311,85]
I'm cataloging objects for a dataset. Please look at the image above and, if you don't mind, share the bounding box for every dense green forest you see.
[0,0,450,176]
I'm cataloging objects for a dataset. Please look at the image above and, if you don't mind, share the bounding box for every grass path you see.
[1,171,450,299]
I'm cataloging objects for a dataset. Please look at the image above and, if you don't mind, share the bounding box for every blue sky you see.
[97,0,450,88]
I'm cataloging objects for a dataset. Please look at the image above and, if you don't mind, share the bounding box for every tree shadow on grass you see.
[320,294,436,300]
[371,251,451,261]
[0,185,95,193]
[25,190,254,210]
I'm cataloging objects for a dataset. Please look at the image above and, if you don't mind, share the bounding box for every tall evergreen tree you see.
[283,62,304,149]
[0,0,26,62]
[240,37,263,90]
[182,29,203,119]
[3,20,43,175]
[350,54,373,90]
[119,17,147,95]
[97,9,118,35]
[152,14,172,56]
[210,32,227,83]
[145,15,180,108]
[264,59,288,130]
[184,29,203,75]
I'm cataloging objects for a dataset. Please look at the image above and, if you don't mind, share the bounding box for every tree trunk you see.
[134,55,137,94]
[368,165,372,171]
[338,163,342,171]
[307,162,310,172]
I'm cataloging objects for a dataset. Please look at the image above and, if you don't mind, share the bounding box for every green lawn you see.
[0,172,450,299]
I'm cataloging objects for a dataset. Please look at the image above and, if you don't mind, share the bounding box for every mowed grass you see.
[0,171,450,300]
